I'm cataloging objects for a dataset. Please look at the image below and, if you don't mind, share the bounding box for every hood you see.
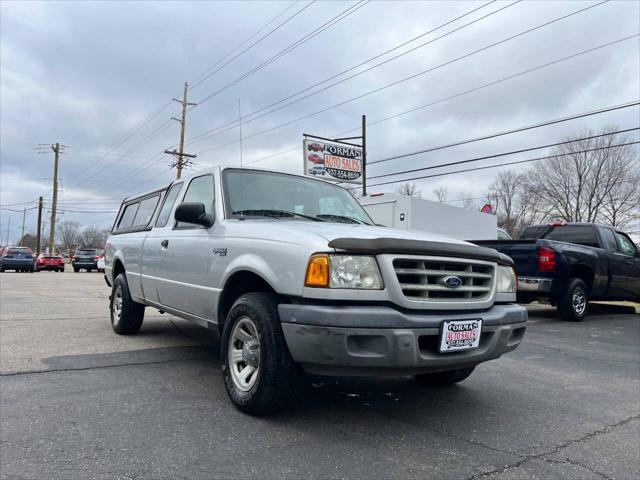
[224,218,470,246]
[222,219,512,266]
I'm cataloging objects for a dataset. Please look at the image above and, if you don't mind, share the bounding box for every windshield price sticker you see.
[439,319,483,352]
[303,138,363,184]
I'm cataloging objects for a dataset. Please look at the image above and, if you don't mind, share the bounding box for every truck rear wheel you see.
[110,273,145,334]
[221,292,298,415]
[557,278,589,322]
[414,367,476,386]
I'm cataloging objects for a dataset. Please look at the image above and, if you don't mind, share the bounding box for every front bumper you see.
[278,303,527,376]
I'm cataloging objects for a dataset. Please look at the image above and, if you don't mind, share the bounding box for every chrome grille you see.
[393,258,494,302]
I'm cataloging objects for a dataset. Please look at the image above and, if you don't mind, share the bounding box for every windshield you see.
[76,249,97,255]
[222,169,372,225]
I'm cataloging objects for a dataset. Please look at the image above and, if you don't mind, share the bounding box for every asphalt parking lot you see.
[1,271,638,480]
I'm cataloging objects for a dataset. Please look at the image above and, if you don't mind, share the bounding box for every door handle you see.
[161,240,169,248]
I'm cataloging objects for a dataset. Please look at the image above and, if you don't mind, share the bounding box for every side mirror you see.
[174,202,214,228]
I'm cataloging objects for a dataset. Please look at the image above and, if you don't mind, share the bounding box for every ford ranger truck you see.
[105,167,527,415]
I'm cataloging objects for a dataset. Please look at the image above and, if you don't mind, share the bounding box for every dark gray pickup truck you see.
[475,223,640,321]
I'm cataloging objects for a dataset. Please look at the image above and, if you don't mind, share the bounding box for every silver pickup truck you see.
[105,167,527,414]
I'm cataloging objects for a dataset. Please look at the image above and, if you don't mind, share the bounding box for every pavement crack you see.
[543,457,614,480]
[0,355,213,377]
[463,414,639,480]
[371,410,522,458]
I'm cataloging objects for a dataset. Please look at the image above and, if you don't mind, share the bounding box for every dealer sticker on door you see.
[439,319,482,352]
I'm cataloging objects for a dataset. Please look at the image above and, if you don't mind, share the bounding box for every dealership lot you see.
[1,272,638,480]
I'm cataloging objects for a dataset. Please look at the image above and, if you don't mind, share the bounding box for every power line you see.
[196,33,638,166]
[363,140,640,189]
[63,3,311,191]
[64,99,174,183]
[189,1,316,90]
[196,0,371,106]
[368,127,639,181]
[67,120,176,191]
[184,0,507,145]
[192,6,625,157]
[369,103,639,166]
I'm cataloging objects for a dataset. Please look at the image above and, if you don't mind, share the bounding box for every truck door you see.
[141,181,184,304]
[598,227,628,298]
[613,231,640,301]
[155,174,218,319]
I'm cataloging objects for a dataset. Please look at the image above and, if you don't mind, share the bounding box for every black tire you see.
[557,278,589,322]
[414,367,476,386]
[221,292,298,415]
[109,273,145,335]
[73,267,79,273]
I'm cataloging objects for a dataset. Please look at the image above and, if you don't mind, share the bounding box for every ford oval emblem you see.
[443,276,463,289]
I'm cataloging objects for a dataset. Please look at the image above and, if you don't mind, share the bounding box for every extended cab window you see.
[132,195,160,227]
[176,175,214,228]
[155,182,183,227]
[117,203,139,230]
[616,232,638,256]
[600,228,618,251]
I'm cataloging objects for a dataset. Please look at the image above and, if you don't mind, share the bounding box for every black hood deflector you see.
[328,237,514,266]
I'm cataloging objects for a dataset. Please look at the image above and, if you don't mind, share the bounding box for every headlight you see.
[305,254,383,289]
[496,266,517,293]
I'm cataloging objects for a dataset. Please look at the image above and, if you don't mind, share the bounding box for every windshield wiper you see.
[232,209,325,222]
[316,214,369,225]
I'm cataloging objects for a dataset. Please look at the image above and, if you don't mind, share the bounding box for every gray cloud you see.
[1,0,638,242]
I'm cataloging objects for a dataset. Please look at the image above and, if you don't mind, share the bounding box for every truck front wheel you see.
[414,367,476,386]
[110,273,145,334]
[221,292,298,415]
[557,278,589,322]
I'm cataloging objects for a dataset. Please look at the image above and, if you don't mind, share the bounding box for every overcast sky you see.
[1,0,639,243]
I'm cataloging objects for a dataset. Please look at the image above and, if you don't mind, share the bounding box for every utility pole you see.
[36,196,43,255]
[5,216,10,246]
[361,114,367,197]
[20,208,26,245]
[165,81,197,179]
[49,143,60,254]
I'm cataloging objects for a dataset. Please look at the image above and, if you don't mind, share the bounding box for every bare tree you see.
[489,170,542,237]
[433,185,448,203]
[396,183,422,198]
[524,127,639,227]
[57,220,80,255]
[460,192,478,210]
[80,225,108,248]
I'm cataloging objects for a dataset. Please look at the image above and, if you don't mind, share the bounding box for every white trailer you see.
[359,193,498,240]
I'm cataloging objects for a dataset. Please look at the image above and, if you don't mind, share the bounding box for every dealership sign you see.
[303,137,363,184]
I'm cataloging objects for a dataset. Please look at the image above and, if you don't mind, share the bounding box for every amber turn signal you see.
[305,254,330,287]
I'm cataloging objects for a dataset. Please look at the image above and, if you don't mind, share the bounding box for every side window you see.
[132,195,160,228]
[616,232,638,257]
[176,175,215,228]
[118,203,139,230]
[155,183,183,227]
[600,228,618,251]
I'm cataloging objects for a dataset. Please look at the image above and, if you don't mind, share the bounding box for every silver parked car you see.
[105,167,527,414]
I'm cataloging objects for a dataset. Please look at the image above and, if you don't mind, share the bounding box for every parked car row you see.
[0,247,105,273]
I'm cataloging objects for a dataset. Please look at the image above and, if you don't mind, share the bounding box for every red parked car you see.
[35,254,65,272]
[307,153,324,165]
[307,143,324,152]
